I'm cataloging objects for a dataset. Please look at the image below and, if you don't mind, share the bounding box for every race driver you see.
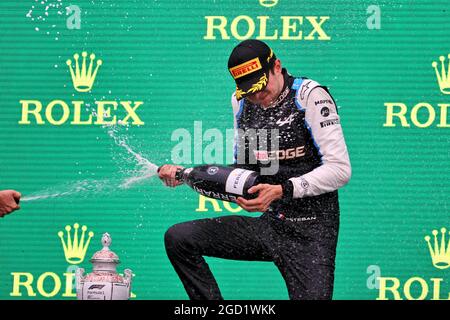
[158,39,351,300]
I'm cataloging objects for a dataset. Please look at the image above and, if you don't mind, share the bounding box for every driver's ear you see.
[274,59,282,73]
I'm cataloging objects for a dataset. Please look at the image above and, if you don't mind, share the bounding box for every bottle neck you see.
[175,168,185,182]
[175,167,193,182]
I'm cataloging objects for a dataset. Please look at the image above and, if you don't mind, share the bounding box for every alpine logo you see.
[276,114,296,127]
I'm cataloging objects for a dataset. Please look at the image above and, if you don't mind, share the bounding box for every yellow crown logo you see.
[432,54,450,94]
[259,0,278,8]
[58,223,94,264]
[66,51,102,92]
[424,227,450,270]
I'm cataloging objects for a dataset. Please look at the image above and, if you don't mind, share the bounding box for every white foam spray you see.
[22,124,160,202]
[106,126,159,189]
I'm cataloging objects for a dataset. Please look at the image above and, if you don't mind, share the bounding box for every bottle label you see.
[225,169,254,196]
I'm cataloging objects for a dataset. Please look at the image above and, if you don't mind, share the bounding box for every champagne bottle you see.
[171,165,261,203]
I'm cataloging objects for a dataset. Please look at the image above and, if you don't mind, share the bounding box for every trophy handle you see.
[76,267,85,292]
[123,269,133,285]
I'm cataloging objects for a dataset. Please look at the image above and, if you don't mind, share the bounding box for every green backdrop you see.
[0,0,448,300]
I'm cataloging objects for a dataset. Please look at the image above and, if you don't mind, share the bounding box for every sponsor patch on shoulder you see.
[320,118,340,128]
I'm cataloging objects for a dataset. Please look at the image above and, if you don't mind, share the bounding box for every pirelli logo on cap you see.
[229,58,262,79]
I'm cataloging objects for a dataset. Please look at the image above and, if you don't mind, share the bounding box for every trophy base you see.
[77,281,130,300]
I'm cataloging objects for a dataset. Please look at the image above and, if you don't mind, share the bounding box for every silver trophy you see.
[76,233,133,300]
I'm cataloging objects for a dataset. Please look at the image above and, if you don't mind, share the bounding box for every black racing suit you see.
[164,69,351,300]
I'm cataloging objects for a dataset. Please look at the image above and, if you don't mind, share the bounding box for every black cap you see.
[228,39,276,100]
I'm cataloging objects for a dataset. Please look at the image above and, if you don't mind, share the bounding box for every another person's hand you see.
[0,190,21,218]
[236,184,283,212]
[158,165,185,188]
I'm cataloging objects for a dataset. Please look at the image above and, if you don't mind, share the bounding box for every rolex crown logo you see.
[424,227,450,270]
[58,223,94,264]
[432,54,450,94]
[66,51,102,92]
[259,0,278,8]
